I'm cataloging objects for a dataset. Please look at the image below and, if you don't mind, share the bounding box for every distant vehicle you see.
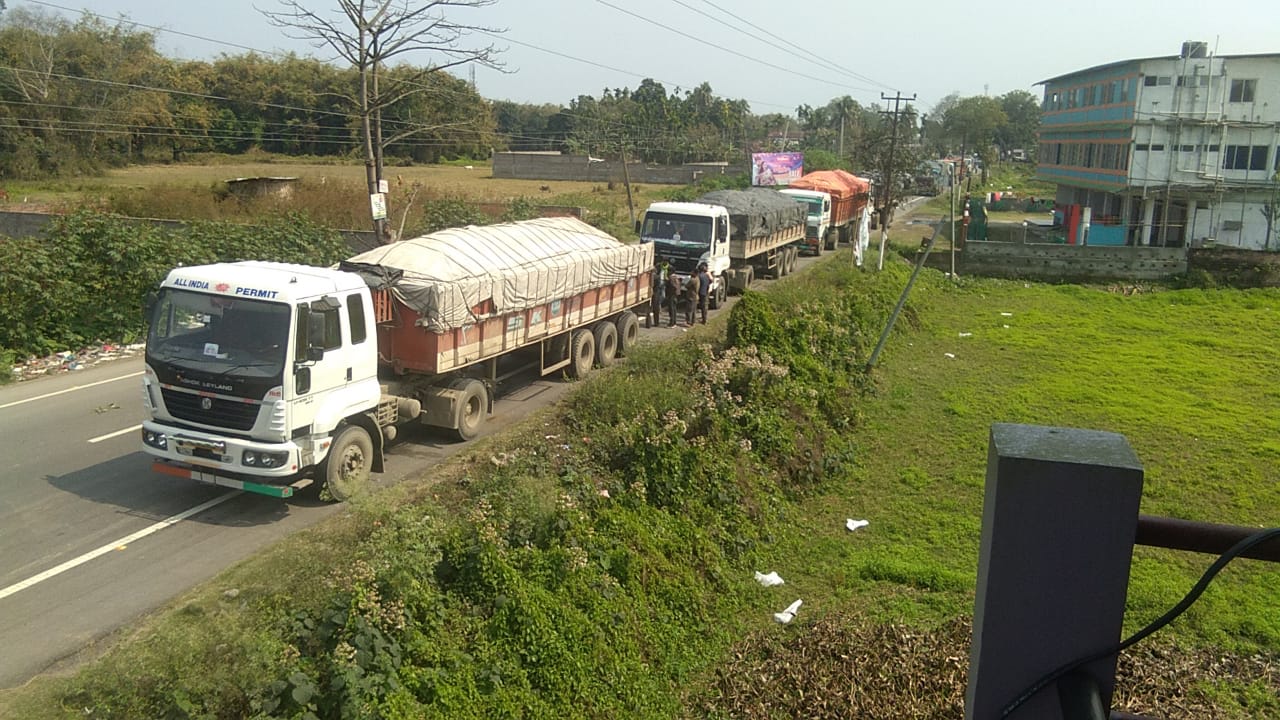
[781,170,872,255]
[1010,149,1029,163]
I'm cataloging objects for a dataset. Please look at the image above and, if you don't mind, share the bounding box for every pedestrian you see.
[682,272,699,325]
[648,261,667,327]
[664,271,681,326]
[696,262,711,324]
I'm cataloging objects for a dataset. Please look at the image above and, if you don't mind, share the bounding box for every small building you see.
[1036,42,1280,249]
[225,176,299,201]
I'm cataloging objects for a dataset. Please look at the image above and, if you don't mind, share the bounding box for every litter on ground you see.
[846,518,869,532]
[773,599,803,624]
[754,570,785,587]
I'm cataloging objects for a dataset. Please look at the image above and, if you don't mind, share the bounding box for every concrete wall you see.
[1188,246,1280,286]
[493,152,747,185]
[962,241,1187,280]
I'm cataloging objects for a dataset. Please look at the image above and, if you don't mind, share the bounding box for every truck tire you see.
[451,378,487,441]
[593,321,618,367]
[814,238,823,256]
[825,229,837,252]
[709,281,726,309]
[787,246,798,274]
[322,424,372,502]
[741,265,754,290]
[615,311,639,356]
[569,328,595,379]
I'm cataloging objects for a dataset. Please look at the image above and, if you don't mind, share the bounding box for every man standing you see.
[682,273,699,326]
[665,272,681,327]
[648,260,668,328]
[696,262,712,325]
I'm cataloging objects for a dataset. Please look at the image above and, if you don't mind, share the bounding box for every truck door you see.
[291,296,350,429]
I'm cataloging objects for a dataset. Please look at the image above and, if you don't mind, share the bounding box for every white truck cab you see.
[637,201,731,304]
[779,188,832,254]
[142,261,382,497]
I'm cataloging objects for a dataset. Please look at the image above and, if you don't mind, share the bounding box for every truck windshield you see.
[798,198,824,220]
[641,212,713,248]
[147,288,290,377]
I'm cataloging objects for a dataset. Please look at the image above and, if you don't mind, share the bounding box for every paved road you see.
[0,240,862,689]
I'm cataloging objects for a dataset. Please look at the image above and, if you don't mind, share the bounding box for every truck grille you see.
[161,388,260,431]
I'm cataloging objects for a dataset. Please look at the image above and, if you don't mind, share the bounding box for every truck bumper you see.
[141,420,315,497]
[150,461,313,498]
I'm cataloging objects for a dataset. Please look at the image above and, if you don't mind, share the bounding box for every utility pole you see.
[877,91,916,270]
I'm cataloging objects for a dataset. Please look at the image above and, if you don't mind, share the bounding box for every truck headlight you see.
[242,449,289,468]
[142,429,168,450]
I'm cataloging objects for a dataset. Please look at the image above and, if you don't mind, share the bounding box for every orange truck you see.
[781,170,872,255]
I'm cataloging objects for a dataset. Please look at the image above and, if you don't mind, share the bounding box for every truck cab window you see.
[347,294,367,344]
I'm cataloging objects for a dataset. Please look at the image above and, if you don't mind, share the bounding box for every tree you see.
[996,89,1041,157]
[263,0,503,242]
[944,96,1006,184]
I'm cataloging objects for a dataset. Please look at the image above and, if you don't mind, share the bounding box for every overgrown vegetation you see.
[0,211,349,358]
[3,258,1278,719]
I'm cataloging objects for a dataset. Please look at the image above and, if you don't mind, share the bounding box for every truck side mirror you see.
[717,218,728,242]
[143,289,158,322]
[634,219,642,234]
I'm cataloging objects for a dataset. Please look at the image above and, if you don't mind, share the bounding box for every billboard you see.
[751,152,804,186]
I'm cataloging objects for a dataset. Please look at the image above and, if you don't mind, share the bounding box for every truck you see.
[141,217,653,500]
[780,170,872,255]
[637,188,805,305]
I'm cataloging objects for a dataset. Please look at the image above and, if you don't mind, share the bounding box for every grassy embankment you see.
[3,243,1279,718]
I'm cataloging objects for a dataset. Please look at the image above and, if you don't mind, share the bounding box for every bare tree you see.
[263,0,503,242]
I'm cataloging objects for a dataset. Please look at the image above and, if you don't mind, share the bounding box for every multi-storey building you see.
[1037,42,1280,249]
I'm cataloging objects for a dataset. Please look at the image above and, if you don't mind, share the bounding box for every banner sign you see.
[751,152,804,186]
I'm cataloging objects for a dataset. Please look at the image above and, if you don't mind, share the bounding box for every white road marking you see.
[0,371,143,410]
[88,424,143,444]
[0,490,240,601]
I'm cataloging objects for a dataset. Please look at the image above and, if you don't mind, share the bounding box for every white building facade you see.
[1037,43,1280,250]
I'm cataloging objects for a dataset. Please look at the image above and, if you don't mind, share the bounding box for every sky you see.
[12,0,1280,116]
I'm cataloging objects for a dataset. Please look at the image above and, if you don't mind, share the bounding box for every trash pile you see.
[10,343,146,382]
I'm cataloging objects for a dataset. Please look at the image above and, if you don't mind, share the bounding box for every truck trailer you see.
[141,217,653,500]
[782,170,872,255]
[638,188,805,305]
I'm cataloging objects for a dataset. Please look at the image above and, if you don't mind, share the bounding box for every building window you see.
[1177,75,1209,87]
[1120,80,1130,102]
[1143,76,1157,86]
[1223,145,1268,171]
[1208,144,1220,152]
[1149,144,1165,151]
[1222,220,1243,232]
[1229,79,1257,103]
[1135,144,1150,151]
[1144,76,1172,87]
[1180,145,1195,152]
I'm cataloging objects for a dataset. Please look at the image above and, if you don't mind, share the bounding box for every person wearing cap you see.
[696,262,712,325]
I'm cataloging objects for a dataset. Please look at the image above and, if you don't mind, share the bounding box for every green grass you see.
[2,248,1278,718]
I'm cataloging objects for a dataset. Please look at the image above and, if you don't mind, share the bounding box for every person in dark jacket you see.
[682,273,699,325]
[664,272,681,326]
[696,262,711,324]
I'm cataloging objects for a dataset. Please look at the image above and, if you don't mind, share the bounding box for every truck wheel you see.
[323,424,372,502]
[451,378,487,441]
[717,282,727,307]
[593,321,618,367]
[569,328,595,379]
[709,281,725,309]
[814,239,823,257]
[826,229,837,251]
[741,265,754,289]
[786,247,797,274]
[615,311,639,356]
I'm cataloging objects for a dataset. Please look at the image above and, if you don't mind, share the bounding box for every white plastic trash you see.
[773,599,803,624]
[846,518,869,532]
[754,570,785,587]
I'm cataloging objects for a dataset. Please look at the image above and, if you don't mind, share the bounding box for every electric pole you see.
[877,91,915,270]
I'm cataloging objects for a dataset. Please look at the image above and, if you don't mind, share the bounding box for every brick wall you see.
[492,152,747,185]
[961,241,1187,280]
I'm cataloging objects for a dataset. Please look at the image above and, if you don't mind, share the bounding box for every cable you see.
[999,526,1280,718]
[591,0,875,95]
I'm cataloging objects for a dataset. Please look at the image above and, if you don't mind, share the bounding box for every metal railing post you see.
[965,424,1145,720]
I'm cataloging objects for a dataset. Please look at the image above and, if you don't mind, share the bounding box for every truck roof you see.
[161,261,363,304]
[643,201,722,216]
[779,188,830,200]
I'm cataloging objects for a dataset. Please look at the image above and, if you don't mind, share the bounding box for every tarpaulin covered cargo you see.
[343,217,653,333]
[697,188,805,239]
[787,170,871,202]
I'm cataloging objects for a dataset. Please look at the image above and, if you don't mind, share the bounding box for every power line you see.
[591,0,876,95]
[693,0,897,93]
